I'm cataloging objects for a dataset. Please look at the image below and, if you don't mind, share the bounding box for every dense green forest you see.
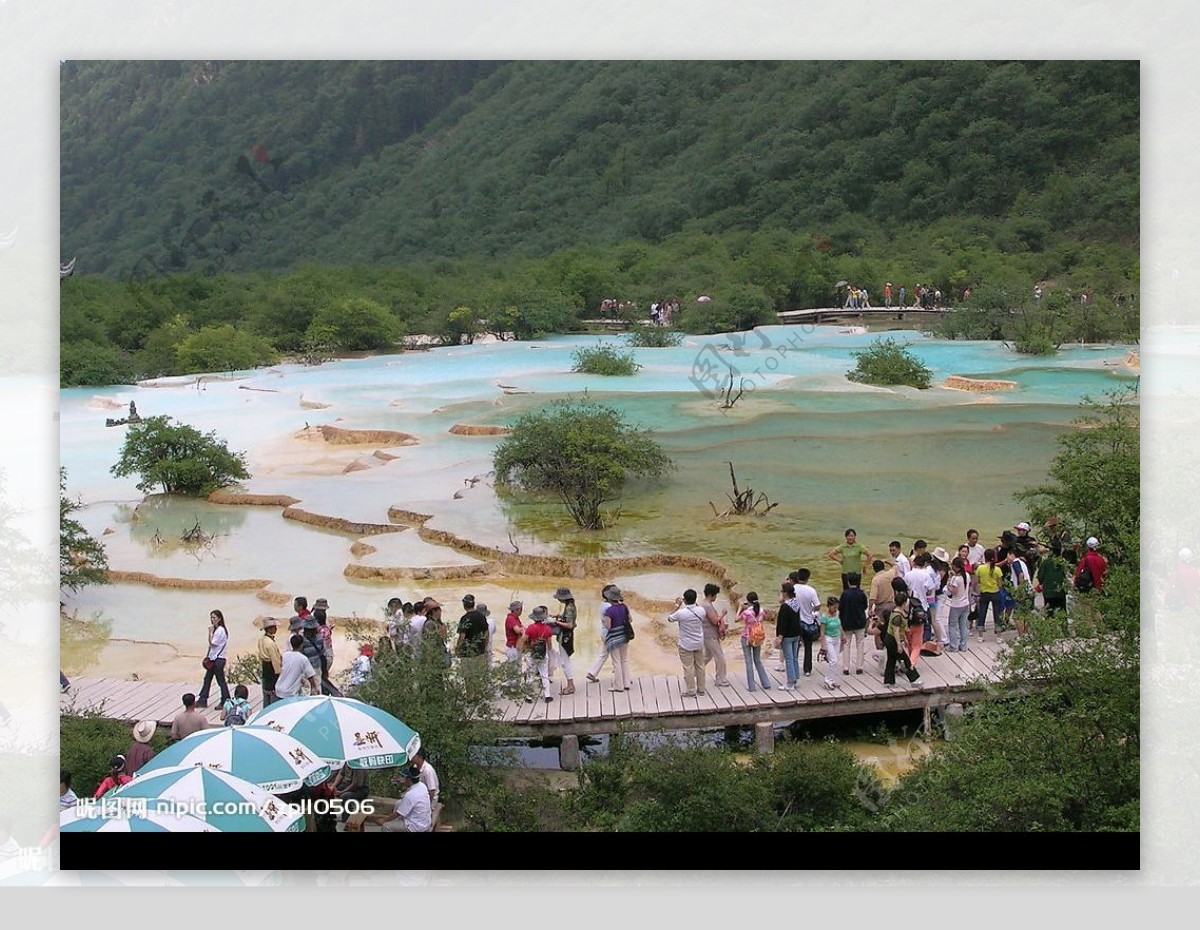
[60,60,1139,385]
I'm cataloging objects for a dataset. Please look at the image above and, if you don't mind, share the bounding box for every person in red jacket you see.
[1074,537,1108,592]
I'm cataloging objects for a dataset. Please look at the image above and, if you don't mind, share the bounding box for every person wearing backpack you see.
[738,592,771,692]
[522,606,556,703]
[221,684,252,726]
[1075,537,1108,593]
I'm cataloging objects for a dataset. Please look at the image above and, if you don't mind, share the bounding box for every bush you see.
[626,325,683,348]
[175,324,279,374]
[847,337,932,389]
[60,340,134,387]
[111,415,250,496]
[571,342,641,376]
[60,716,172,801]
[60,467,108,593]
[351,634,528,815]
[493,399,672,528]
[308,296,401,351]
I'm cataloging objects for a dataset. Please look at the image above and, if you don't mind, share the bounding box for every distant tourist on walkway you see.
[668,588,708,697]
[701,583,732,688]
[775,582,801,691]
[738,591,771,692]
[523,606,556,702]
[974,549,1005,637]
[275,636,319,701]
[828,528,871,591]
[1075,537,1108,592]
[838,572,869,675]
[196,609,231,708]
[258,617,282,707]
[505,601,525,665]
[793,569,822,677]
[600,589,632,693]
[819,596,843,690]
[551,587,577,696]
[875,594,920,687]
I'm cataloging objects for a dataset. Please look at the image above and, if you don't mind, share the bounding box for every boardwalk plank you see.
[666,676,685,715]
[651,675,671,716]
[628,679,646,718]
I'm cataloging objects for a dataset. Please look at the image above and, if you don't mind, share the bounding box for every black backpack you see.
[529,636,548,660]
[1076,561,1095,594]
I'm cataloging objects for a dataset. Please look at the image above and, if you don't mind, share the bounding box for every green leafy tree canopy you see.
[493,399,673,529]
[111,415,250,496]
[846,337,933,389]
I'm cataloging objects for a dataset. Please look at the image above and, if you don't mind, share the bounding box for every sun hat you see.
[1086,537,1099,549]
[477,603,490,617]
[602,585,622,603]
[529,606,549,621]
[313,597,329,611]
[930,547,951,563]
[261,616,278,630]
[553,587,573,601]
[132,720,157,743]
[508,600,523,612]
[1015,522,1031,532]
[1181,548,1193,562]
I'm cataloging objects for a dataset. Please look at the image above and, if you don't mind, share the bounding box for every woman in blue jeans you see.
[197,608,231,708]
[776,583,802,690]
[738,592,771,691]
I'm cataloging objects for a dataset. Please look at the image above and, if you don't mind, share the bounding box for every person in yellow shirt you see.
[974,549,1005,638]
[258,617,283,706]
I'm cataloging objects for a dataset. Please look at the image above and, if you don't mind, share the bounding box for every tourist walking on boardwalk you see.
[196,609,231,708]
[887,540,911,577]
[974,548,1005,637]
[930,547,952,647]
[522,606,555,703]
[504,601,525,664]
[827,528,871,590]
[875,593,921,687]
[775,582,801,691]
[1074,537,1108,593]
[738,591,771,692]
[551,587,577,696]
[838,572,869,675]
[600,588,632,693]
[819,596,843,690]
[701,583,732,688]
[586,585,620,684]
[945,557,971,651]
[668,588,708,697]
[793,569,823,677]
[258,616,282,706]
[1037,542,1071,628]
[868,559,897,619]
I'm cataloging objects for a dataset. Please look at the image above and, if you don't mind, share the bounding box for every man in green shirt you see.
[1037,543,1070,630]
[828,528,871,591]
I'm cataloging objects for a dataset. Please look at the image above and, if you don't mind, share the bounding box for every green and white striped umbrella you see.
[136,725,332,792]
[112,765,305,832]
[59,804,218,832]
[247,696,420,769]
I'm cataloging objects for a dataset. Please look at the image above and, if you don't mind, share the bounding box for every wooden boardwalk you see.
[496,638,1005,738]
[60,678,268,729]
[775,306,952,325]
[61,638,1007,738]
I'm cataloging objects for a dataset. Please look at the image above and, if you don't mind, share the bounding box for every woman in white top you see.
[197,608,231,708]
[945,557,972,652]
